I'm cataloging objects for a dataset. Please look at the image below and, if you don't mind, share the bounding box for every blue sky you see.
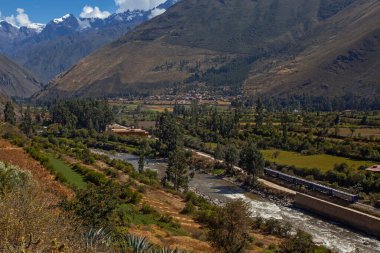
[0,0,166,24]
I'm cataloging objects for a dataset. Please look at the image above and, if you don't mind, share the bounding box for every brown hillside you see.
[36,0,380,100]
[0,54,42,98]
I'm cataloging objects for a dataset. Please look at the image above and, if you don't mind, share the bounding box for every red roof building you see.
[366,165,380,173]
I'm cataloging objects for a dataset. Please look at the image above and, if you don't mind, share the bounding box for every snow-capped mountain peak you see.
[53,14,72,24]
[27,23,46,33]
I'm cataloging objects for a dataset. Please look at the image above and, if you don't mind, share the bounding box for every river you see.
[94,150,380,253]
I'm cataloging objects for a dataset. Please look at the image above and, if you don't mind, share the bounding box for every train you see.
[264,168,359,203]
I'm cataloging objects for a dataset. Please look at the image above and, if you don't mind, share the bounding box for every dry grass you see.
[0,139,73,199]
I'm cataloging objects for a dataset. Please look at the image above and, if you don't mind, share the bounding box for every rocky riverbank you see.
[192,171,294,206]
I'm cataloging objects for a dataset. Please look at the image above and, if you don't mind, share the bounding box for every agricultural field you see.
[262,149,376,172]
[142,105,173,113]
[45,153,87,189]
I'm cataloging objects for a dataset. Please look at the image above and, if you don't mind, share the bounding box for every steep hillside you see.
[37,0,380,100]
[244,0,380,99]
[0,54,42,98]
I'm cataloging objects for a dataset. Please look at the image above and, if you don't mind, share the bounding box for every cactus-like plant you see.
[150,247,186,253]
[84,227,112,251]
[125,234,152,253]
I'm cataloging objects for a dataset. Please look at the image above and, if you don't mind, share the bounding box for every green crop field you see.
[46,154,87,188]
[262,150,375,172]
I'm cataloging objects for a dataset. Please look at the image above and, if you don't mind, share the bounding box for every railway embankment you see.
[295,193,380,238]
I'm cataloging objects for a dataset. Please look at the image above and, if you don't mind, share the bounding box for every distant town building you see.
[107,124,149,137]
[366,165,380,173]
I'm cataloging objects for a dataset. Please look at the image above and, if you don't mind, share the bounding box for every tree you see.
[279,230,321,253]
[20,106,33,136]
[224,144,239,175]
[334,114,341,125]
[360,114,368,125]
[255,98,264,128]
[208,200,253,253]
[214,143,225,160]
[138,140,152,173]
[164,147,192,191]
[3,101,16,125]
[156,111,183,156]
[350,127,356,138]
[281,112,289,145]
[239,142,264,184]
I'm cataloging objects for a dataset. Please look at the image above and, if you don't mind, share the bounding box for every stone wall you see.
[295,193,380,238]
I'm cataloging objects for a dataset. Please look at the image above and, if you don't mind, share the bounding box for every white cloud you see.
[149,8,166,18]
[80,5,111,19]
[5,8,32,27]
[115,0,166,12]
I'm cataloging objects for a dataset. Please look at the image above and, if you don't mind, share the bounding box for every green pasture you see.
[46,153,87,188]
[262,150,375,171]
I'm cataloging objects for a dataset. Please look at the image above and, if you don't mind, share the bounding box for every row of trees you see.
[3,102,34,136]
[50,99,114,132]
[259,94,380,111]
[218,141,264,184]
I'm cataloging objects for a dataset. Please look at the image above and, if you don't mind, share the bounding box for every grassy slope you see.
[45,153,87,188]
[263,149,375,171]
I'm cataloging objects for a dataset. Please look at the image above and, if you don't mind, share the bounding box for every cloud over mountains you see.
[3,8,33,27]
[115,0,167,12]
[80,5,111,19]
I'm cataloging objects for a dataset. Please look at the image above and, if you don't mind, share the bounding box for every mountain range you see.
[35,0,380,101]
[0,0,179,83]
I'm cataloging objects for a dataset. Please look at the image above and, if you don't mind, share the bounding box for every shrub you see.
[181,202,196,215]
[140,204,157,215]
[72,164,108,185]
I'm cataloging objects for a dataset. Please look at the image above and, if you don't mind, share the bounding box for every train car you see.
[263,168,358,203]
[332,189,359,203]
[312,183,333,195]
[296,178,313,188]
[278,172,295,183]
[264,168,279,178]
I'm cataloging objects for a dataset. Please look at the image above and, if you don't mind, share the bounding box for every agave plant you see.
[124,234,152,253]
[84,227,113,251]
[150,247,186,253]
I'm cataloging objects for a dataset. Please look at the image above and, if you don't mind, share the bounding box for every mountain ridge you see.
[36,0,380,101]
[0,0,179,82]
